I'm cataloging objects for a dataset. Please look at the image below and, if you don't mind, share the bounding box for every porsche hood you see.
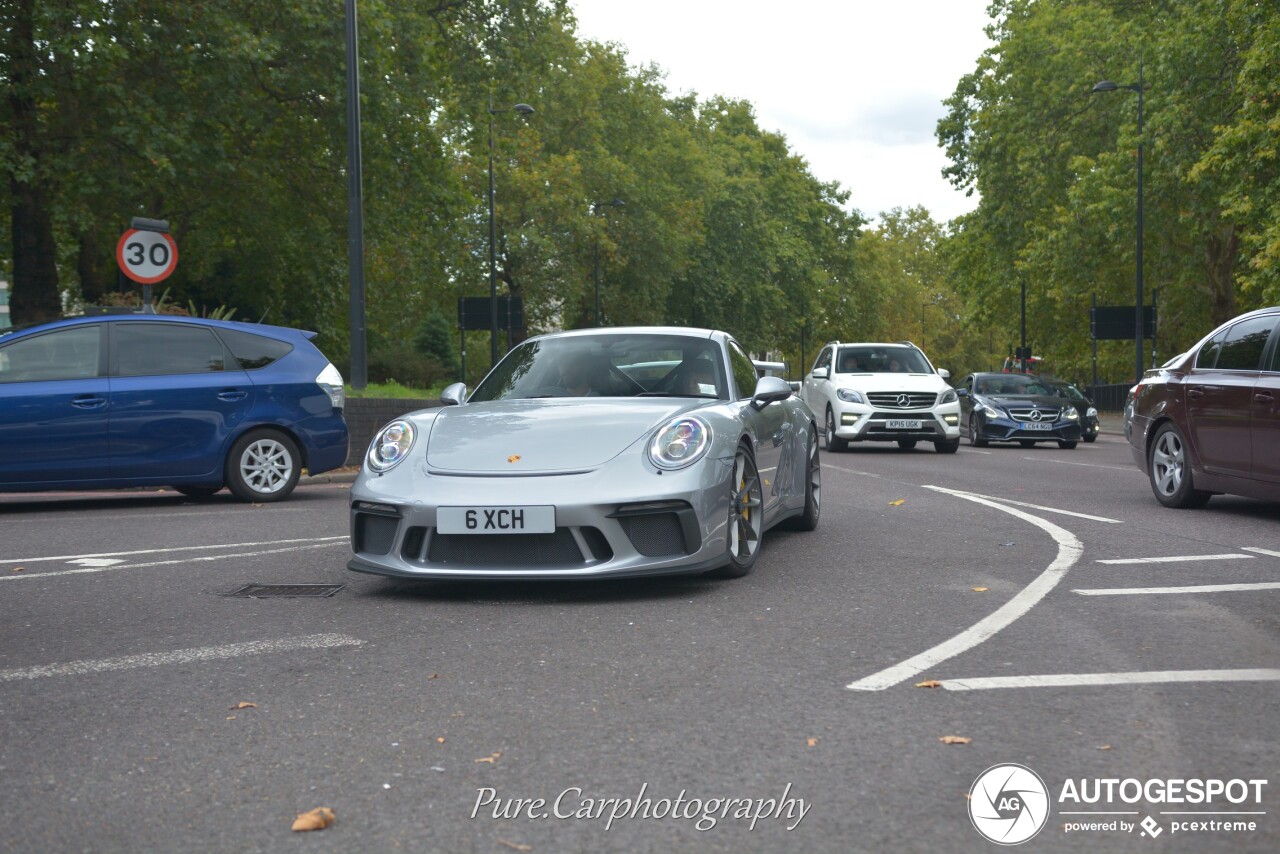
[422,399,706,473]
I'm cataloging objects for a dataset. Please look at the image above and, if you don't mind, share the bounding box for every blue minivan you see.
[0,314,349,501]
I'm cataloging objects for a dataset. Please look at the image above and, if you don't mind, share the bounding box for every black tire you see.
[968,417,988,448]
[782,429,820,531]
[934,438,960,454]
[896,439,917,450]
[1148,422,1211,508]
[1083,433,1098,443]
[1019,439,1036,448]
[225,429,301,502]
[173,485,222,499]
[1057,440,1078,450]
[824,407,848,452]
[705,445,765,578]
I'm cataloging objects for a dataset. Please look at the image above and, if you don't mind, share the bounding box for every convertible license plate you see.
[437,506,555,534]
[1022,422,1053,431]
[885,419,923,429]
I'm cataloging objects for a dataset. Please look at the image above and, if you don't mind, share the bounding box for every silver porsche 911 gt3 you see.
[346,327,820,580]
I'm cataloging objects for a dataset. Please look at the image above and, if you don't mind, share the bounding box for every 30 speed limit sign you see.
[116,228,179,284]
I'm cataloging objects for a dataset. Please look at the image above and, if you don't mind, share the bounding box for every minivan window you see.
[216,327,293,369]
[0,326,101,383]
[1215,316,1275,371]
[116,323,230,376]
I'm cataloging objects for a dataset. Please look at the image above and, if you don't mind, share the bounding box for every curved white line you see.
[846,485,1083,691]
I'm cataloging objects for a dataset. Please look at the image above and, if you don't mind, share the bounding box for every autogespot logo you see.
[969,764,1051,845]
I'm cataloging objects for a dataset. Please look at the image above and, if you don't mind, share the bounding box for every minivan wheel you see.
[226,429,301,502]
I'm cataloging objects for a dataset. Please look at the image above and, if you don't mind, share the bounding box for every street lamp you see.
[1092,60,1145,385]
[590,198,624,326]
[488,97,534,365]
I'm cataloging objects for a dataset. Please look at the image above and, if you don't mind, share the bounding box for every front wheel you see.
[1058,440,1078,450]
[825,407,848,452]
[1019,439,1036,448]
[934,438,960,454]
[1148,423,1211,508]
[705,446,765,578]
[968,417,988,448]
[896,439,917,450]
[226,429,301,502]
[1083,432,1098,443]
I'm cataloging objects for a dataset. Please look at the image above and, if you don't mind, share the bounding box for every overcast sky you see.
[568,0,995,225]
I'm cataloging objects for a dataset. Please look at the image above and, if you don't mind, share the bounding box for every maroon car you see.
[1126,306,1280,507]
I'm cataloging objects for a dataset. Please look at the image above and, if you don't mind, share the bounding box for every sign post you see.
[116,218,178,311]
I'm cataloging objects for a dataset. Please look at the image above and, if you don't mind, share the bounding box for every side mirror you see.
[956,388,969,398]
[811,366,829,380]
[751,375,793,409]
[440,382,467,406]
[937,368,950,380]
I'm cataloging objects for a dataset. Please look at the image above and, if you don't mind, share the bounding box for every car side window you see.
[116,323,230,377]
[215,327,293,369]
[1196,329,1228,369]
[812,347,832,374]
[1215,317,1275,371]
[0,326,101,383]
[727,341,758,400]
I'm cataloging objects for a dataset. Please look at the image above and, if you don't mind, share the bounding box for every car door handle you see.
[1188,388,1204,399]
[217,389,248,402]
[1256,392,1274,404]
[71,395,106,409]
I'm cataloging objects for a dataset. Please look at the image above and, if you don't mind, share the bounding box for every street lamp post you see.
[487,97,534,366]
[1092,60,1145,385]
[590,198,624,326]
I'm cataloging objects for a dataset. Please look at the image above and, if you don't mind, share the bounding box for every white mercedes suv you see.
[801,341,961,453]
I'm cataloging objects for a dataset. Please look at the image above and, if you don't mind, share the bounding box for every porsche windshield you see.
[469,334,728,402]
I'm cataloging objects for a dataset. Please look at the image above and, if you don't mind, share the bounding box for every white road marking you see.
[2,542,345,581]
[1242,547,1280,558]
[846,486,1083,691]
[940,669,1280,691]
[0,634,364,682]
[1074,582,1280,596]
[1097,553,1254,565]
[67,558,126,568]
[1020,456,1136,472]
[975,496,1123,524]
[0,536,346,566]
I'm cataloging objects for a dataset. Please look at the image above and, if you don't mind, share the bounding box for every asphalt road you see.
[1,425,1276,853]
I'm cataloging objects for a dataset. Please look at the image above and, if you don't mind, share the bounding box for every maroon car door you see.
[1252,317,1280,484]
[1186,316,1273,477]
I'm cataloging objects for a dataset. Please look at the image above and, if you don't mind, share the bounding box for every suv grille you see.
[866,391,937,410]
[1008,406,1062,423]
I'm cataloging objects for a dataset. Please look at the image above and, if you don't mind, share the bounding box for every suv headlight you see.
[836,388,865,404]
[367,419,416,472]
[647,417,712,470]
[939,389,957,404]
[981,404,1002,419]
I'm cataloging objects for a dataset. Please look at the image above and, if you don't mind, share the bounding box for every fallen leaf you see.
[226,716,236,721]
[231,702,257,710]
[889,499,905,506]
[915,680,943,689]
[436,737,446,744]
[806,737,819,747]
[475,751,502,764]
[971,587,989,592]
[291,807,335,832]
[12,567,24,573]
[497,840,532,852]
[428,673,440,680]
[939,736,972,745]
[1096,744,1112,751]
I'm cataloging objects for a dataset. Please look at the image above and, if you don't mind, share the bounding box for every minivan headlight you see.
[647,417,712,471]
[367,420,416,472]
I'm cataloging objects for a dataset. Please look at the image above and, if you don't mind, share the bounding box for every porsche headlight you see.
[367,419,416,472]
[647,417,712,471]
[836,388,865,404]
[981,404,1002,419]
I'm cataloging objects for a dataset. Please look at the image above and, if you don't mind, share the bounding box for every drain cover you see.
[224,584,345,598]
